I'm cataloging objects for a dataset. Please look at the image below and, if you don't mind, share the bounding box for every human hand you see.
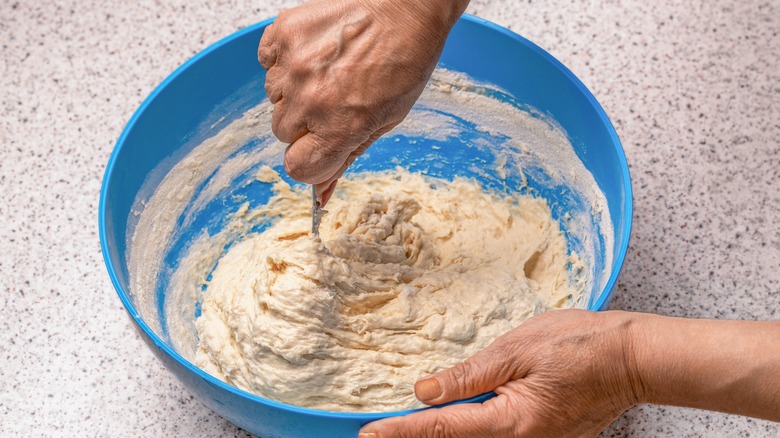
[359,310,643,438]
[258,0,469,205]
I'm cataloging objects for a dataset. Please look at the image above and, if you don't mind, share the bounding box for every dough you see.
[194,168,582,412]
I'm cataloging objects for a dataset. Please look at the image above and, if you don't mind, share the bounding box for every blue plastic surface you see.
[99,15,632,438]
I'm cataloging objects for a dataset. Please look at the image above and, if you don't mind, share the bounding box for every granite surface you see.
[1,0,778,436]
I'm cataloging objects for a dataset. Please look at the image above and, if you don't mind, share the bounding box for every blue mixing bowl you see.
[100,15,632,438]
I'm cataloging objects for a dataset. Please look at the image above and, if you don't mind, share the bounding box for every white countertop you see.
[2,0,778,436]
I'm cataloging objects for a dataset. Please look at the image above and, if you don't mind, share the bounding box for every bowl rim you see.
[99,13,632,420]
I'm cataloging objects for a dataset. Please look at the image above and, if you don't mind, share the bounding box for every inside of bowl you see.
[98,23,635,404]
[118,67,613,362]
[99,18,630,432]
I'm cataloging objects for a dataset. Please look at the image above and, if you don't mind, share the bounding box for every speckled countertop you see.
[1,0,778,436]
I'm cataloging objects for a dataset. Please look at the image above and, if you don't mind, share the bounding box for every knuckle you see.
[258,25,279,68]
[271,111,291,142]
[264,70,283,102]
[263,82,275,100]
[265,65,279,82]
[277,7,309,30]
[275,8,290,23]
[257,47,273,68]
[429,416,451,438]
[273,121,301,145]
[271,108,282,131]
[263,78,275,95]
[447,361,473,394]
[260,23,275,45]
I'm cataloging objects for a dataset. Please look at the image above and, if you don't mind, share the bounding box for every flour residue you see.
[126,68,614,412]
[194,168,581,412]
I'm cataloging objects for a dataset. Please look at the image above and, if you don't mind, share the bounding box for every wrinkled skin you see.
[357,309,780,437]
[257,2,780,437]
[358,310,642,438]
[258,0,466,205]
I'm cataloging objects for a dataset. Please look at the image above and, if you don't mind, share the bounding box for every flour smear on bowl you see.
[127,68,614,412]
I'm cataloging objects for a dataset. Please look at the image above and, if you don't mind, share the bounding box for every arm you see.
[631,313,780,421]
[359,310,780,437]
[258,0,470,205]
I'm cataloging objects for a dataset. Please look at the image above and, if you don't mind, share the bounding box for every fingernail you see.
[358,432,380,438]
[321,180,338,206]
[415,377,442,401]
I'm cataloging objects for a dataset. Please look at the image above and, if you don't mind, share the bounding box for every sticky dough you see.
[194,168,582,412]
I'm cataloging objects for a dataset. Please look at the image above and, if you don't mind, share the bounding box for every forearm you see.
[443,0,471,25]
[627,312,780,421]
[405,0,470,27]
[359,0,470,30]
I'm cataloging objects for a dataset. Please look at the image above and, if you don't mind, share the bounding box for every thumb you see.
[283,132,355,185]
[312,133,371,206]
[359,397,516,438]
[415,334,526,405]
[309,123,395,205]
